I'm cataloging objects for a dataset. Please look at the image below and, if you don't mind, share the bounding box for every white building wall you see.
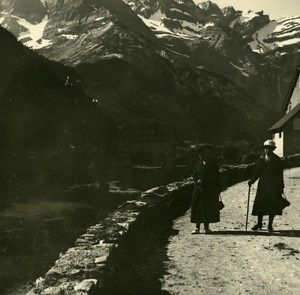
[287,77,300,113]
[272,132,284,157]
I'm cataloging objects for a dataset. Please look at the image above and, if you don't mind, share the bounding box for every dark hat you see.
[196,143,214,153]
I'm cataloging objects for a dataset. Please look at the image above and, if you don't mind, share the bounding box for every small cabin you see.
[119,122,177,167]
[269,66,300,157]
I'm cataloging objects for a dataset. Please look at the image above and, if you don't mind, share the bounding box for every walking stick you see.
[245,185,251,230]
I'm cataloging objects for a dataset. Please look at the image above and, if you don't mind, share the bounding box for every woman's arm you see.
[193,163,199,184]
[279,158,284,193]
[248,158,261,185]
[193,162,203,186]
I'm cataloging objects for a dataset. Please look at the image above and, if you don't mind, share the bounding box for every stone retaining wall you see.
[26,164,256,295]
[283,153,300,169]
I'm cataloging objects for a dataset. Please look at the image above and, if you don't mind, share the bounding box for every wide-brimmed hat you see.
[196,143,214,154]
[263,139,276,150]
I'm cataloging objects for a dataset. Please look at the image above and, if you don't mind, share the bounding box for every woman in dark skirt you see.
[190,145,221,234]
[248,140,284,232]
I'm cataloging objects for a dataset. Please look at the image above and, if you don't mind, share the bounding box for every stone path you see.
[161,168,300,295]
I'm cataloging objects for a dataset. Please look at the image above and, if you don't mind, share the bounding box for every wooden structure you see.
[119,122,177,167]
[269,66,300,157]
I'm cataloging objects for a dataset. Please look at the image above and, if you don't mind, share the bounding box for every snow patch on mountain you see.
[138,13,173,35]
[149,10,166,22]
[95,16,105,22]
[17,15,51,49]
[249,20,278,53]
[197,2,206,9]
[173,20,201,37]
[137,8,202,39]
[276,29,300,39]
[230,10,259,28]
[239,10,259,22]
[204,22,214,28]
[61,34,78,40]
[249,16,300,53]
[276,37,300,47]
[99,53,125,60]
[273,16,300,33]
[229,61,250,77]
[170,7,191,17]
[165,47,189,58]
[138,10,200,38]
[26,38,52,49]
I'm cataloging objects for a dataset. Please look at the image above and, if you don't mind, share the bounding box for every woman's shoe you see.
[191,228,200,235]
[251,224,262,230]
[205,228,212,234]
[268,225,274,232]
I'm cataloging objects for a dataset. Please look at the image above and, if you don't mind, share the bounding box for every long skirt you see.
[190,187,220,223]
[252,191,282,216]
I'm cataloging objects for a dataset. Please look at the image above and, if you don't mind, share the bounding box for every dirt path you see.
[161,167,300,295]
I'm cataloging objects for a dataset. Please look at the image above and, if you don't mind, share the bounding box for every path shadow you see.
[276,230,300,237]
[207,230,300,238]
[100,207,176,295]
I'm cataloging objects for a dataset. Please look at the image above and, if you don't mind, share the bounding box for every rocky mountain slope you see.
[121,0,300,109]
[2,0,296,143]
[0,27,117,207]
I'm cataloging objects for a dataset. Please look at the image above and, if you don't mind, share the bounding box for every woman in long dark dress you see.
[248,140,284,232]
[190,145,221,234]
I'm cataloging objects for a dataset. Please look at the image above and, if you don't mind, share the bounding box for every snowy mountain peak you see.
[1,0,300,60]
[222,6,236,16]
[249,15,300,54]
[0,0,296,147]
[197,1,222,15]
[122,0,206,39]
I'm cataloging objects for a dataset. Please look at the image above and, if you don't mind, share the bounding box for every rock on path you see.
[161,168,300,295]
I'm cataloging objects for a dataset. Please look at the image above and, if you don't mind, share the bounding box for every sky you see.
[194,0,300,20]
